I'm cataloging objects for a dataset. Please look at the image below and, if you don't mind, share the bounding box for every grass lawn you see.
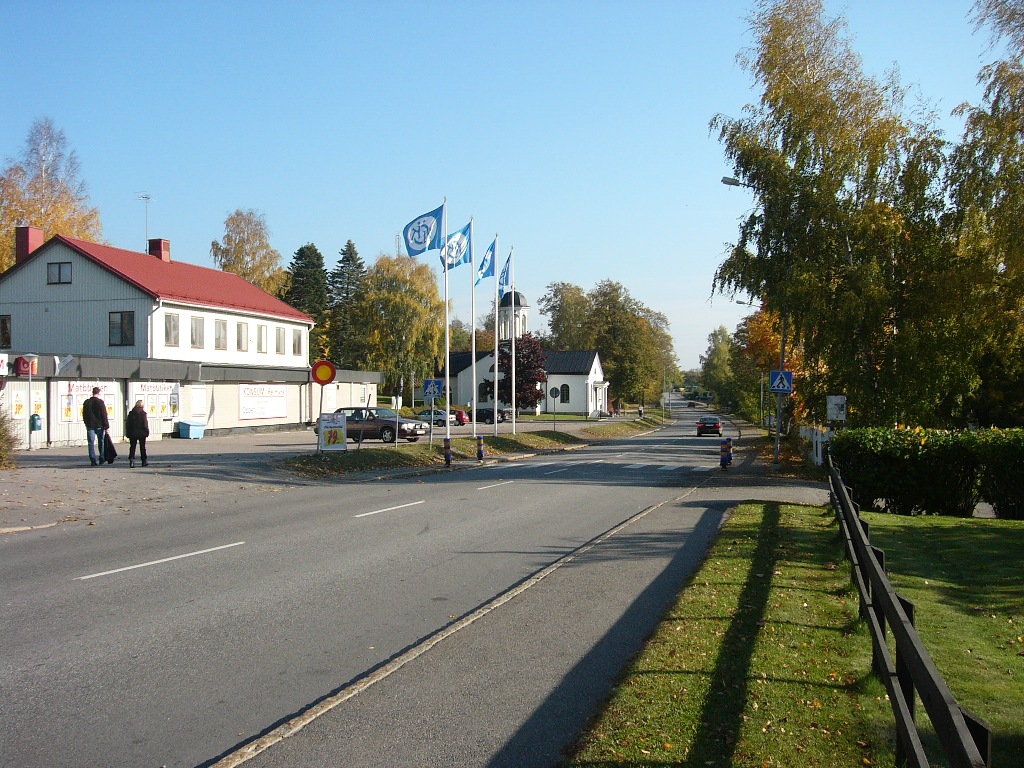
[860,512,1024,766]
[562,502,897,767]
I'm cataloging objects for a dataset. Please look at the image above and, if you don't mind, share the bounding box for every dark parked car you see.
[696,415,722,437]
[471,407,508,424]
[316,406,427,442]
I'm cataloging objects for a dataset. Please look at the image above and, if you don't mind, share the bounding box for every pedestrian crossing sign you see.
[423,379,443,399]
[769,370,794,394]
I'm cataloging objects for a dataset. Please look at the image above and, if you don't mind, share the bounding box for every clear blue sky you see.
[1,1,987,370]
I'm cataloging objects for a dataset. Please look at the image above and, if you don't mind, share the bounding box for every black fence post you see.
[895,595,917,768]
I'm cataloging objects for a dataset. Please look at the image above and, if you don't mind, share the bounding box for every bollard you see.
[476,435,484,461]
[444,437,452,467]
[720,438,731,471]
[726,437,733,465]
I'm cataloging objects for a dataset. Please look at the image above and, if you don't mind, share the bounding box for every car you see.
[451,408,468,426]
[696,415,723,436]
[415,408,455,427]
[317,406,427,442]
[687,400,697,408]
[471,406,508,424]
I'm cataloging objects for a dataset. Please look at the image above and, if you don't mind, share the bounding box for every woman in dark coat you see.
[125,400,150,468]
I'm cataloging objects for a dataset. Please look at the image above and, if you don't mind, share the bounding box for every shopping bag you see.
[103,432,118,464]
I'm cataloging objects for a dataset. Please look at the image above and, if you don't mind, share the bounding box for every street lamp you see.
[722,175,787,467]
[23,353,38,450]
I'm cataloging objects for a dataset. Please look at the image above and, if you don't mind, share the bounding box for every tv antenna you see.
[137,192,151,248]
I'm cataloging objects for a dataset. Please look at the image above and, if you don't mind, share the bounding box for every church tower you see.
[497,291,529,341]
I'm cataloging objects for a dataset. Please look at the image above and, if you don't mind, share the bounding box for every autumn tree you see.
[712,0,981,427]
[359,254,444,400]
[210,209,285,294]
[327,240,367,368]
[538,282,593,350]
[1,117,102,271]
[283,243,329,364]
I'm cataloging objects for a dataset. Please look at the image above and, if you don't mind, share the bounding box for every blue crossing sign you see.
[423,379,443,399]
[769,370,794,395]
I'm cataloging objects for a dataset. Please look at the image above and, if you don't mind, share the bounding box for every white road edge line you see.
[354,500,425,518]
[75,541,246,581]
[212,475,718,768]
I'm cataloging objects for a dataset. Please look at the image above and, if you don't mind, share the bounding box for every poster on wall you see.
[129,382,179,421]
[239,383,287,420]
[192,385,208,419]
[61,382,116,422]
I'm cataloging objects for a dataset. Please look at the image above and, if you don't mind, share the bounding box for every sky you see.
[0,1,992,370]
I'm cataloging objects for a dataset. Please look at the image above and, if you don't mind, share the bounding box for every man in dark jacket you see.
[82,387,109,466]
[125,399,150,468]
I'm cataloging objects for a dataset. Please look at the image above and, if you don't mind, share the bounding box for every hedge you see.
[829,427,1023,519]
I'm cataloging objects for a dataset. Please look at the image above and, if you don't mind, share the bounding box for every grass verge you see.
[562,502,897,767]
[860,512,1024,766]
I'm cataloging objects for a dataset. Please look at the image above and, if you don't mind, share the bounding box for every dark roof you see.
[440,350,494,376]
[28,235,313,324]
[498,290,528,308]
[543,350,599,375]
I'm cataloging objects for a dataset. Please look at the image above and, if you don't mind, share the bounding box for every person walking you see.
[82,386,109,467]
[125,399,150,468]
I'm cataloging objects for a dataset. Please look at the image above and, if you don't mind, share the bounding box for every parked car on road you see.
[452,408,468,425]
[696,415,723,436]
[415,408,455,427]
[471,407,509,424]
[316,407,427,442]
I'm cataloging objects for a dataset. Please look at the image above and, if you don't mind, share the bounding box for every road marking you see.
[75,541,246,581]
[478,480,514,490]
[624,463,646,469]
[354,500,425,518]
[658,465,680,471]
[543,465,571,474]
[692,466,714,472]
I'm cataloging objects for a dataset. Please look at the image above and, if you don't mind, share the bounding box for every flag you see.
[403,204,444,256]
[476,238,495,285]
[440,221,472,271]
[498,251,512,298]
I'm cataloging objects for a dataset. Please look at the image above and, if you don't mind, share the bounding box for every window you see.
[47,262,72,284]
[292,329,303,356]
[257,324,267,353]
[276,327,286,354]
[236,321,248,352]
[0,315,11,348]
[165,313,179,347]
[215,319,227,350]
[191,317,205,349]
[478,381,489,402]
[109,311,135,346]
[560,384,570,404]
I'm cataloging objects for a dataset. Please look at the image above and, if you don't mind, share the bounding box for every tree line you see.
[706,0,1024,429]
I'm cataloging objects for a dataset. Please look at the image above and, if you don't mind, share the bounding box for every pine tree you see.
[283,243,329,364]
[327,240,367,368]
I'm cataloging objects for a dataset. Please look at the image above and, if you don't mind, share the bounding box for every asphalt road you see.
[1,413,828,768]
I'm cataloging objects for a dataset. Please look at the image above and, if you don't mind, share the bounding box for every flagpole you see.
[510,245,517,436]
[442,199,450,443]
[469,217,477,439]
[493,234,499,437]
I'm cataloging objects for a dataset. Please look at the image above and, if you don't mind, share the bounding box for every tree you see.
[359,254,444,399]
[538,282,593,350]
[1,117,102,271]
[210,209,285,294]
[449,318,473,352]
[712,0,982,427]
[283,243,329,364]
[327,240,367,368]
[700,326,737,409]
[489,332,547,411]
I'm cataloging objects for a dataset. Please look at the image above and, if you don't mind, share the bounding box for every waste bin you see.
[29,413,42,431]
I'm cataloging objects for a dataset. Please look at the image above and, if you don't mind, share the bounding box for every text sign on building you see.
[239,383,288,420]
[769,370,794,395]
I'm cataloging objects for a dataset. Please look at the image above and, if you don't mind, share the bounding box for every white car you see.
[415,408,455,427]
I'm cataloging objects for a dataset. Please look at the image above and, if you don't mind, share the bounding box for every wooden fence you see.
[828,457,991,768]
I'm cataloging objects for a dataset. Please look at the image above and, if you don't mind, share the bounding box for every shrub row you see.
[829,427,1024,519]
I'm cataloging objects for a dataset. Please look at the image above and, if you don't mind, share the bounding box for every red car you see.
[696,416,723,436]
[452,409,468,425]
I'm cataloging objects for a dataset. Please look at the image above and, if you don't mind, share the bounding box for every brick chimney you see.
[15,226,44,265]
[148,238,171,263]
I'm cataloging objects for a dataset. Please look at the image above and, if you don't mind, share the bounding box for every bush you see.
[976,429,1024,519]
[0,407,17,469]
[830,427,919,513]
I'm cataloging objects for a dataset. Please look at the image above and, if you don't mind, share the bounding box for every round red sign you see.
[311,360,336,385]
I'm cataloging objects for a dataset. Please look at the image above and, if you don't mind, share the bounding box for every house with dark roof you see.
[0,227,381,449]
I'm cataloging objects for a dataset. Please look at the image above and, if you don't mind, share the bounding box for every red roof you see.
[50,235,313,324]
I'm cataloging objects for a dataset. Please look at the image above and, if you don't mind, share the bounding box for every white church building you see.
[445,290,610,417]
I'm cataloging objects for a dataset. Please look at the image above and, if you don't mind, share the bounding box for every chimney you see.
[148,238,171,263]
[15,226,44,265]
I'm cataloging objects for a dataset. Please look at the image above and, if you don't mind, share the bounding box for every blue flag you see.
[440,221,472,271]
[498,251,512,298]
[476,238,496,285]
[403,204,444,256]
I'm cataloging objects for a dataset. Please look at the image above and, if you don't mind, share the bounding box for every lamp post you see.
[23,353,38,450]
[722,175,787,466]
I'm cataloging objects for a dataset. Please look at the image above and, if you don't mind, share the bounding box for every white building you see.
[0,227,381,449]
